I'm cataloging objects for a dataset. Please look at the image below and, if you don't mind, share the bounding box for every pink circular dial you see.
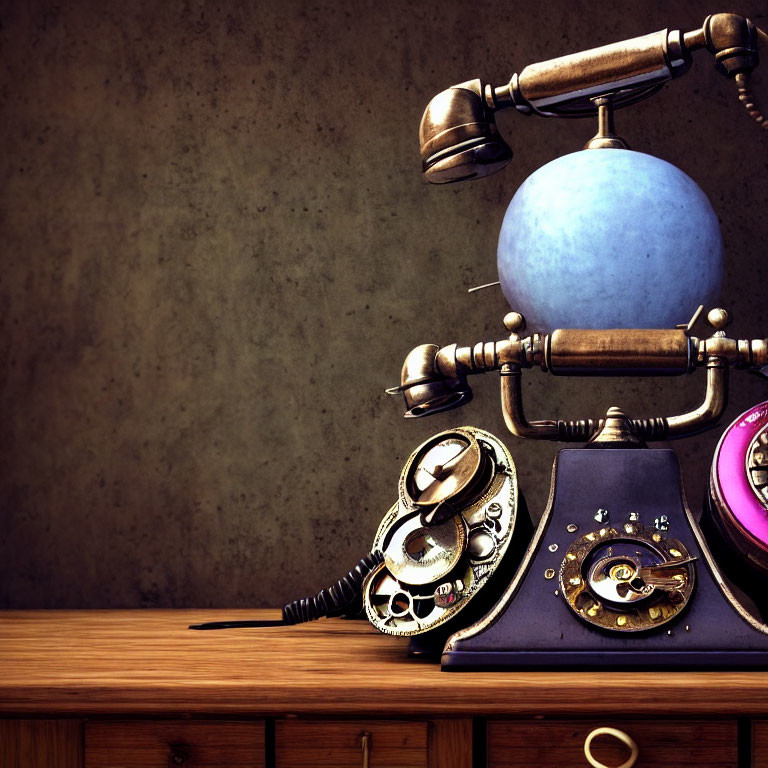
[714,401,768,552]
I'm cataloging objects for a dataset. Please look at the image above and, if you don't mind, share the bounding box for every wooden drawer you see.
[275,719,471,768]
[85,720,265,767]
[755,721,768,768]
[0,720,82,768]
[487,719,737,768]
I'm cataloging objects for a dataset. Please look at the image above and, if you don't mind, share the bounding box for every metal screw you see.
[487,502,502,519]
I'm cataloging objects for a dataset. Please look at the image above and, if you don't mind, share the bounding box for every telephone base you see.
[441,448,768,670]
[443,649,768,670]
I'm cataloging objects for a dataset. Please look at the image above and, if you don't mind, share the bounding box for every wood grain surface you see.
[85,720,265,767]
[0,720,83,768]
[1,610,768,716]
[754,720,768,768]
[275,720,428,768]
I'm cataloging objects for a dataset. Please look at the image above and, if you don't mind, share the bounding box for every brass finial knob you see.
[503,311,526,334]
[587,406,644,448]
[707,307,730,331]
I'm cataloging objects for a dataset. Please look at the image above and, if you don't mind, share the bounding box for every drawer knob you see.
[168,742,189,766]
[584,727,638,768]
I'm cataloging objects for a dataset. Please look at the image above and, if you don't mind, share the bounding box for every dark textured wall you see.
[1,0,766,608]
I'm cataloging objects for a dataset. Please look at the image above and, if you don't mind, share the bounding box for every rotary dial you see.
[560,523,696,633]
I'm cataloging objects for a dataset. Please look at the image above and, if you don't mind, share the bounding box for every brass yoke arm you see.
[389,311,768,442]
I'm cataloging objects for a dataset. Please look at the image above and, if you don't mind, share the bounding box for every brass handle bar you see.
[388,310,767,441]
[432,330,766,379]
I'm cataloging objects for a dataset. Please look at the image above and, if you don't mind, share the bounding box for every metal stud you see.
[654,515,670,531]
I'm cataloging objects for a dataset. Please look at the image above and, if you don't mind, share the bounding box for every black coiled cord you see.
[189,551,384,630]
[281,550,384,624]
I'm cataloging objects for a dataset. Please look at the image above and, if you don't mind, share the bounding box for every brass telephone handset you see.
[420,13,768,184]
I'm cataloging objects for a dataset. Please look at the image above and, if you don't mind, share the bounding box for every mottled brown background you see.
[1,0,766,608]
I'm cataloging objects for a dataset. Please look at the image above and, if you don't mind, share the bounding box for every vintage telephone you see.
[192,12,768,669]
[382,308,768,667]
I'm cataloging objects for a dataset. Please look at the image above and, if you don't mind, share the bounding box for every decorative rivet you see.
[685,625,690,632]
[434,582,457,608]
[544,568,555,580]
[548,543,558,552]
[707,307,730,331]
[566,523,578,533]
[503,311,526,333]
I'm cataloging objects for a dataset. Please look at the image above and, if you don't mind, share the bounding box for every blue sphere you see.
[496,149,723,330]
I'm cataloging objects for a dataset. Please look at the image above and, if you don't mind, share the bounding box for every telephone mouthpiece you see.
[419,79,512,184]
[385,344,472,417]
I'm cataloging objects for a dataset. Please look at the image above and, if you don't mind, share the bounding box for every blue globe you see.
[496,149,723,330]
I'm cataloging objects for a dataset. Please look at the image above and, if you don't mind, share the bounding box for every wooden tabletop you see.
[2,610,768,716]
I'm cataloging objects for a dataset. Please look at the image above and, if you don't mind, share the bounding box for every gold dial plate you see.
[559,523,695,633]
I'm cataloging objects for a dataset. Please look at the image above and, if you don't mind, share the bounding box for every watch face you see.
[407,433,482,508]
[411,436,469,493]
